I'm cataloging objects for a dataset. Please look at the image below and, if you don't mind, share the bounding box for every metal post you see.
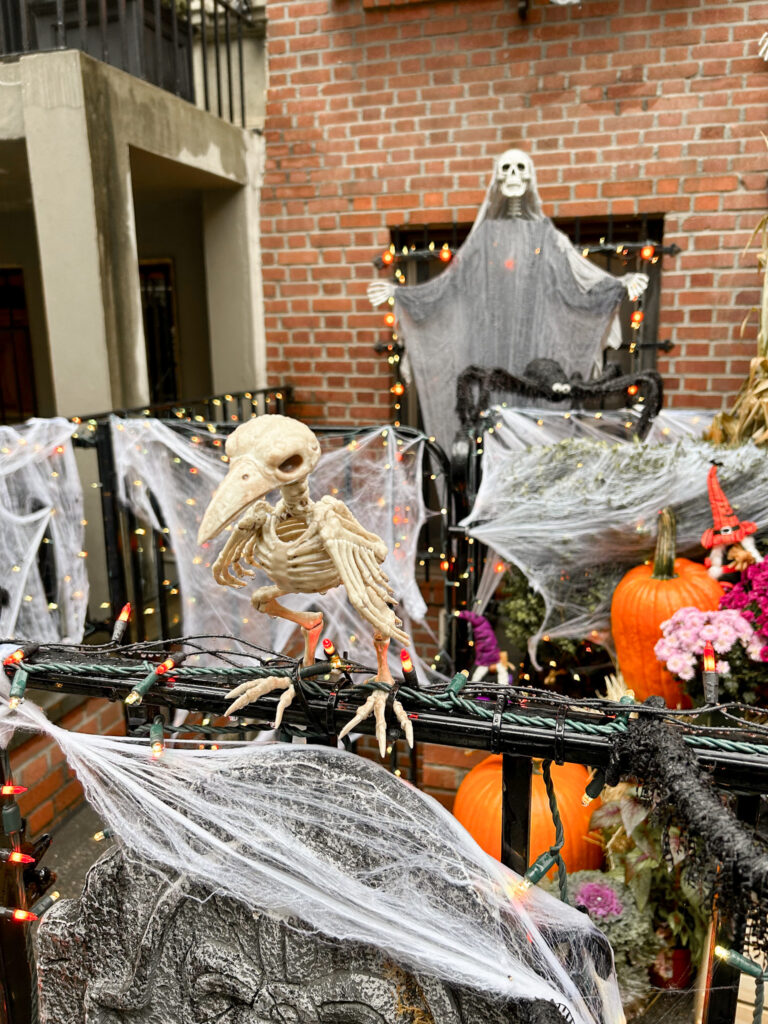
[93,425,130,625]
[702,794,761,1024]
[500,754,531,876]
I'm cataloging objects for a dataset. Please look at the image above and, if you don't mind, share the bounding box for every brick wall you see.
[10,698,124,839]
[262,0,768,420]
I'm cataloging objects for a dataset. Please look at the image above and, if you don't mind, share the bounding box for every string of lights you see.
[6,638,768,790]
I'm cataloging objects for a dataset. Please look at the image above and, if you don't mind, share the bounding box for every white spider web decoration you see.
[462,407,766,666]
[0,419,87,643]
[110,417,434,677]
[0,681,624,1024]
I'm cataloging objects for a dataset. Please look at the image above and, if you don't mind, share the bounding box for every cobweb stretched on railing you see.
[0,419,87,643]
[0,679,624,1024]
[110,418,434,678]
[462,408,768,666]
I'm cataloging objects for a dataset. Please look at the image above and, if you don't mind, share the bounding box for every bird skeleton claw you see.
[224,675,295,728]
[338,689,414,758]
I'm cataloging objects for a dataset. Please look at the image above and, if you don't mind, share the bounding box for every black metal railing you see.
[0,0,260,127]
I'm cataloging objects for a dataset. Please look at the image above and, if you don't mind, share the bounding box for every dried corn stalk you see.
[706,154,768,447]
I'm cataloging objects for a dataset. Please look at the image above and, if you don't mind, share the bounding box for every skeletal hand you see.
[623,272,649,301]
[367,280,395,308]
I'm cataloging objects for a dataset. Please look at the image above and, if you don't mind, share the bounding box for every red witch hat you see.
[700,465,757,550]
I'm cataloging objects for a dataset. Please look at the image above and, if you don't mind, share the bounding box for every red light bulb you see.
[630,310,644,326]
[7,852,34,865]
[627,384,639,397]
[439,245,452,262]
[0,785,26,796]
[382,250,394,265]
[640,244,655,261]
[400,650,414,673]
[12,909,37,922]
[703,642,716,673]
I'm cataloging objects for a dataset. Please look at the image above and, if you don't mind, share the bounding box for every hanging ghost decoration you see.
[368,148,648,453]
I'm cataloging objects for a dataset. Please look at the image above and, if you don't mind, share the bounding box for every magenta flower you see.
[573,881,623,919]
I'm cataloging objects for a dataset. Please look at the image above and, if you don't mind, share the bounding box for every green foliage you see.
[590,788,709,965]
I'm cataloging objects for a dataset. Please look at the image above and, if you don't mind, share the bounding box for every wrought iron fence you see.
[0,0,259,126]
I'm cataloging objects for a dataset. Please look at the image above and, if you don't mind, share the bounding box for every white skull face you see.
[496,149,532,199]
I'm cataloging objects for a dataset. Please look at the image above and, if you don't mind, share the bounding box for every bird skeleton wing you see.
[291,497,409,644]
[212,501,271,587]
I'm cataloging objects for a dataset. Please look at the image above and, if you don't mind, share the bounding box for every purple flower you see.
[573,881,623,919]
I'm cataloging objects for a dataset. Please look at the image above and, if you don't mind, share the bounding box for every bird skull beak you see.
[197,460,274,544]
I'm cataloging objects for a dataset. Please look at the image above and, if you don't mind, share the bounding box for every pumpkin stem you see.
[652,507,678,580]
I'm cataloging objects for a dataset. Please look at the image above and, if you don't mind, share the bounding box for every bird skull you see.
[197,415,321,543]
[496,149,532,199]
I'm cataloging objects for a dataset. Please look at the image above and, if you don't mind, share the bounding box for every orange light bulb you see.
[627,384,639,397]
[382,250,394,265]
[630,310,644,325]
[400,650,414,673]
[118,603,131,623]
[384,312,395,327]
[640,244,655,261]
[0,785,26,796]
[439,244,452,262]
[390,382,405,396]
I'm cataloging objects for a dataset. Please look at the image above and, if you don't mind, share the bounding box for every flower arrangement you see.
[720,560,768,646]
[654,606,765,703]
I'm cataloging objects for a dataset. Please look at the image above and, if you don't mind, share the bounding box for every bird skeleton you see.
[197,415,413,755]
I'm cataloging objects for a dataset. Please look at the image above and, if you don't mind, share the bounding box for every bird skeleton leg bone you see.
[338,632,414,757]
[222,595,323,724]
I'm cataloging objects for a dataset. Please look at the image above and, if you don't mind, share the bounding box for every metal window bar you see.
[117,0,128,70]
[98,0,108,62]
[19,2,29,51]
[224,2,233,123]
[152,0,161,88]
[199,0,209,110]
[170,0,179,95]
[213,0,222,119]
[237,7,244,127]
[78,0,87,51]
[54,0,65,47]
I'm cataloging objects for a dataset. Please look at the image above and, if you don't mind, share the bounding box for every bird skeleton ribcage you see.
[212,493,408,646]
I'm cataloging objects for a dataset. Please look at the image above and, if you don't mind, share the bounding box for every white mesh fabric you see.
[0,687,625,1024]
[110,418,429,676]
[0,419,87,642]
[461,408,763,666]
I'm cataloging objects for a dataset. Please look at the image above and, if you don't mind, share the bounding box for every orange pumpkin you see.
[453,756,603,873]
[611,507,723,708]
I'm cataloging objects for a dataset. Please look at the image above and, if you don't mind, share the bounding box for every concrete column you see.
[19,52,113,417]
[20,51,149,416]
[202,132,266,395]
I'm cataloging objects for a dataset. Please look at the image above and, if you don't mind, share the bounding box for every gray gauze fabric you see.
[394,217,626,453]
